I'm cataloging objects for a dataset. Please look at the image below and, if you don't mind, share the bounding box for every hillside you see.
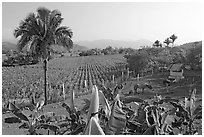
[75,39,153,49]
[2,42,17,53]
[72,44,89,51]
[2,41,88,53]
[179,41,202,50]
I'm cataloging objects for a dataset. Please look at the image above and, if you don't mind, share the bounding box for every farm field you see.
[2,54,126,101]
[2,54,202,135]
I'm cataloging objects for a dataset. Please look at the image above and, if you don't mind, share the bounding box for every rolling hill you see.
[75,39,153,49]
[2,41,18,53]
[2,41,88,53]
[179,41,202,50]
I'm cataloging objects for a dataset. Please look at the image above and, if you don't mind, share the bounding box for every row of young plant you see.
[2,55,127,105]
[4,82,202,135]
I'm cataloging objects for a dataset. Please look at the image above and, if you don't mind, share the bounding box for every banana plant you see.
[105,94,127,135]
[8,102,30,122]
[83,85,105,135]
[173,88,202,135]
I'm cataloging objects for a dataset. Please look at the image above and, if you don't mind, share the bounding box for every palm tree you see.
[153,40,162,48]
[170,34,178,46]
[14,7,73,105]
[163,38,172,47]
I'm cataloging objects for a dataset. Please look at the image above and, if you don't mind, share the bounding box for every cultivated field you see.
[2,54,126,101]
[2,54,202,135]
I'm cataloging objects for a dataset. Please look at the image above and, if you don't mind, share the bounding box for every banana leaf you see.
[192,105,202,120]
[62,102,72,114]
[170,102,188,114]
[37,123,60,133]
[105,98,126,135]
[53,115,67,122]
[81,99,90,114]
[122,96,144,104]
[8,102,20,112]
[64,124,85,135]
[2,107,10,114]
[32,112,55,125]
[84,117,105,135]
[5,117,21,123]
[13,110,29,122]
[99,90,111,117]
[87,85,99,122]
[193,105,202,116]
[8,102,29,122]
[158,98,179,104]
[189,88,196,115]
[143,125,156,135]
[35,99,45,112]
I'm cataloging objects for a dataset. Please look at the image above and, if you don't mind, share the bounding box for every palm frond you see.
[56,35,73,51]
[37,7,50,24]
[14,28,29,38]
[56,26,73,38]
[49,10,62,29]
[14,7,73,59]
[17,35,31,51]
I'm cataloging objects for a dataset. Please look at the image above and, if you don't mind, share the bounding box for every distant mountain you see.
[75,39,153,49]
[50,44,88,52]
[2,41,88,53]
[72,44,89,51]
[2,41,17,53]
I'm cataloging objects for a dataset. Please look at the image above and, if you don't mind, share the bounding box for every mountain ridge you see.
[75,39,153,49]
[2,41,89,53]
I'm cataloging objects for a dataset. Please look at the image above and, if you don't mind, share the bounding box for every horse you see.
[133,83,153,94]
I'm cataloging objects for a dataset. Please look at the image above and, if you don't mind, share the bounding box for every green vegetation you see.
[2,5,202,135]
[125,39,202,75]
[13,7,73,104]
[79,46,135,56]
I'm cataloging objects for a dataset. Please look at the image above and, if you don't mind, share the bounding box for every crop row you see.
[2,54,127,102]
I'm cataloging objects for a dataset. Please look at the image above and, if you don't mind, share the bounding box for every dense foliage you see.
[125,41,202,75]
[3,83,201,135]
[79,46,135,56]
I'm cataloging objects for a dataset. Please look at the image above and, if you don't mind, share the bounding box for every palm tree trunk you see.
[44,59,48,105]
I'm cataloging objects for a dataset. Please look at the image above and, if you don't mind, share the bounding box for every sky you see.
[2,2,203,45]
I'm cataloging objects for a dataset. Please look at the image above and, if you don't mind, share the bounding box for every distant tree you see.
[118,48,125,54]
[126,50,150,75]
[101,46,113,55]
[186,46,202,70]
[156,48,173,66]
[163,38,172,47]
[170,34,178,46]
[14,7,73,105]
[170,47,186,63]
[153,40,162,48]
